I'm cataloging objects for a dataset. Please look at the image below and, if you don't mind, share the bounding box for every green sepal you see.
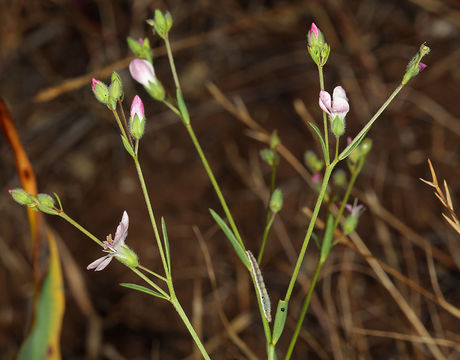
[121,135,135,157]
[176,88,190,124]
[161,217,171,276]
[320,214,334,263]
[209,209,249,270]
[120,283,167,300]
[272,300,288,344]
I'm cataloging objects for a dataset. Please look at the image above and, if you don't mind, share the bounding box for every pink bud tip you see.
[310,23,319,38]
[91,78,99,91]
[139,38,144,45]
[312,173,321,185]
[8,189,12,194]
[419,63,427,72]
[130,95,145,119]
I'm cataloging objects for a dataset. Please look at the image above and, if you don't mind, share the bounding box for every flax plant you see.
[9,10,430,359]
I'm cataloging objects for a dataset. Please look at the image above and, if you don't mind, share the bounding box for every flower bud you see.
[260,149,279,167]
[304,150,323,173]
[116,245,139,268]
[9,188,34,206]
[307,22,330,66]
[37,193,55,208]
[109,71,123,102]
[127,37,153,63]
[332,169,347,187]
[129,59,165,101]
[342,215,358,235]
[270,131,280,150]
[91,78,109,105]
[402,43,430,85]
[129,95,145,139]
[359,138,372,157]
[269,188,283,213]
[147,10,173,39]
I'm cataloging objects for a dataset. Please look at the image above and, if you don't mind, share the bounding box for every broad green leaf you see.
[18,233,64,360]
[320,214,334,263]
[308,122,327,162]
[272,299,288,344]
[209,209,250,269]
[161,217,171,276]
[120,283,167,300]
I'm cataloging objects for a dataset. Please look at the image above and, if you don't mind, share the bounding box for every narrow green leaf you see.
[161,217,171,276]
[53,192,63,211]
[209,209,250,269]
[272,300,288,344]
[339,131,368,160]
[120,283,167,300]
[176,88,190,124]
[311,232,321,249]
[308,122,327,162]
[320,214,334,263]
[121,135,135,157]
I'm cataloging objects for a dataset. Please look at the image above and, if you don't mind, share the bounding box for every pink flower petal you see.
[310,23,319,39]
[419,62,427,72]
[87,255,113,271]
[129,59,156,87]
[91,78,99,92]
[130,95,145,120]
[112,211,129,248]
[319,91,332,115]
[331,86,349,118]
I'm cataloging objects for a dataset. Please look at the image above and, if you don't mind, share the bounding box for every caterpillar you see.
[246,250,272,322]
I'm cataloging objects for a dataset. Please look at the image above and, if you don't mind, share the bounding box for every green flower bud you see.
[304,150,323,173]
[260,149,275,167]
[270,131,280,150]
[402,43,430,85]
[9,188,34,206]
[116,245,139,268]
[359,138,372,157]
[127,37,153,63]
[148,10,172,39]
[332,169,347,187]
[130,114,145,140]
[269,188,283,213]
[37,193,55,208]
[109,71,123,102]
[91,78,109,105]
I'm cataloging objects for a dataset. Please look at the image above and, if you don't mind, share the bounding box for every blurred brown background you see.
[1,0,459,359]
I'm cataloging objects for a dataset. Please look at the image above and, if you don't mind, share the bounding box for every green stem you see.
[112,109,132,147]
[318,66,330,165]
[130,266,169,298]
[162,98,181,116]
[118,100,132,146]
[133,156,169,277]
[285,259,323,360]
[339,84,404,160]
[138,264,167,282]
[335,137,339,161]
[164,36,181,91]
[257,212,276,264]
[184,122,245,248]
[333,156,364,231]
[59,212,103,247]
[283,160,337,303]
[170,293,211,360]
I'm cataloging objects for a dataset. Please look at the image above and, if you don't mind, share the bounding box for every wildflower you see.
[319,86,350,137]
[419,63,427,72]
[87,211,139,271]
[129,95,146,139]
[342,199,365,235]
[307,22,330,66]
[129,58,165,100]
[129,59,156,88]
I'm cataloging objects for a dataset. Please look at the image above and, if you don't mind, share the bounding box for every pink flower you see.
[129,58,156,88]
[319,86,350,121]
[309,23,319,39]
[345,199,365,218]
[419,62,427,72]
[130,95,144,120]
[138,38,144,45]
[312,172,322,185]
[91,78,100,92]
[87,211,129,271]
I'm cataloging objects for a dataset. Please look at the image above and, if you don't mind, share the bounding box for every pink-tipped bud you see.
[138,38,144,45]
[312,172,322,185]
[92,78,99,92]
[419,62,427,72]
[129,58,156,88]
[130,95,144,120]
[309,23,319,39]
